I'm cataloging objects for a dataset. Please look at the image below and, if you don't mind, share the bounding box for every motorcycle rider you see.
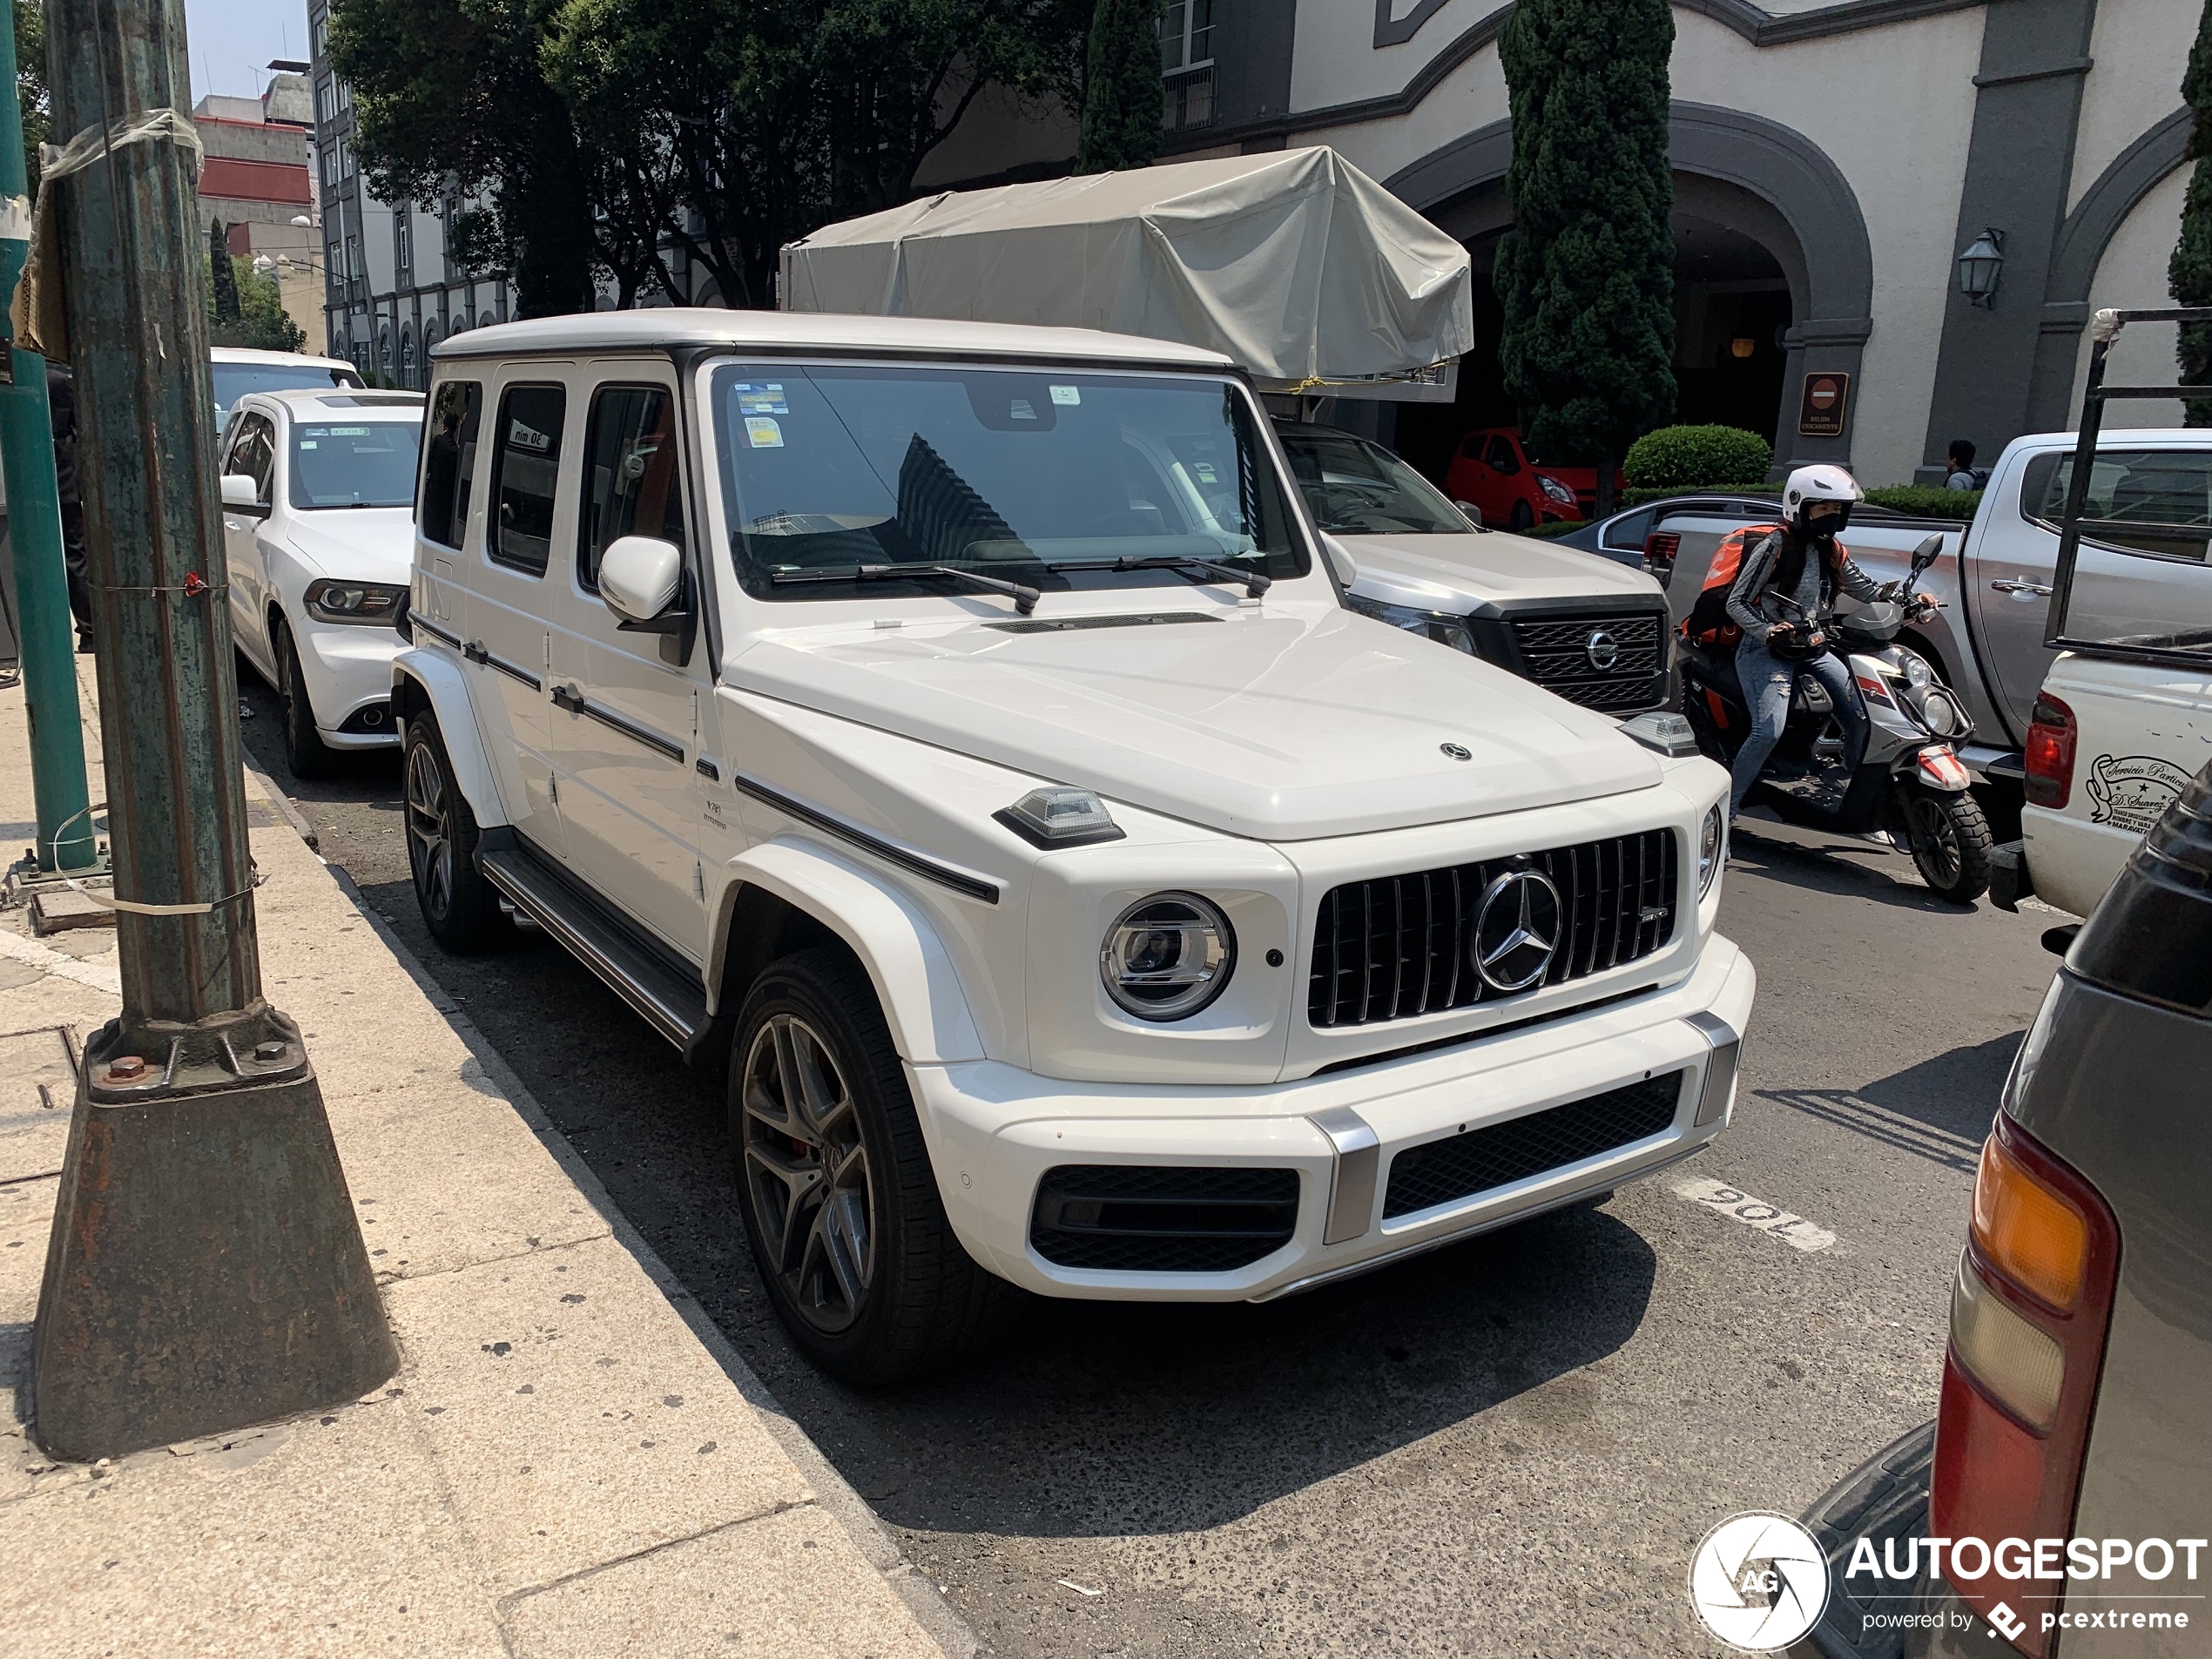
[1724,465,1924,819]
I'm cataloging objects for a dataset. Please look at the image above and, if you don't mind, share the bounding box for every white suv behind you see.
[393,312,1756,1383]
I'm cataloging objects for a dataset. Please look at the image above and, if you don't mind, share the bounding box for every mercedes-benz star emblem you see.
[1584,628,1622,673]
[1472,869,1563,993]
[1440,742,1473,761]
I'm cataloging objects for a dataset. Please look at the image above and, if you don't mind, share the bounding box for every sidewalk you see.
[0,657,967,1658]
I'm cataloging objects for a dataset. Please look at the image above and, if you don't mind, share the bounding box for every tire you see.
[730,948,1008,1386]
[273,615,343,779]
[402,712,512,952]
[1901,786,1993,905]
[1508,499,1534,532]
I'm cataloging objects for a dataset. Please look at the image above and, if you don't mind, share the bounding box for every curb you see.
[241,759,986,1659]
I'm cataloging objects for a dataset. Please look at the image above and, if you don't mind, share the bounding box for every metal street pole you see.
[0,0,96,873]
[31,0,395,1461]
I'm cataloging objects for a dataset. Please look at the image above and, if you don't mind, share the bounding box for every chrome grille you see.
[1307,829,1678,1029]
[1508,611,1665,713]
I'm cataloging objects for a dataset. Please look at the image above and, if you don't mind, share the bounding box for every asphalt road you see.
[239,673,2067,1659]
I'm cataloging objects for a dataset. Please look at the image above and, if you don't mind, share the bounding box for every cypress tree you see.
[2170,0,2212,425]
[1494,0,1676,517]
[208,217,242,322]
[1076,0,1165,174]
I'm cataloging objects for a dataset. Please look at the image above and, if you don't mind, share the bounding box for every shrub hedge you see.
[1861,485,1984,521]
[1622,424,1773,489]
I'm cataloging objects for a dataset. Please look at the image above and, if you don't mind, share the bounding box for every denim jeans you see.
[1730,636,1864,816]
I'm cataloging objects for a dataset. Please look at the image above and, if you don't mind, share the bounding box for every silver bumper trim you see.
[1684,1010,1742,1127]
[1306,1106,1380,1245]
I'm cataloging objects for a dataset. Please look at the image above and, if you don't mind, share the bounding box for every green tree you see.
[206,255,307,352]
[208,217,241,321]
[2171,0,2212,424]
[328,0,596,317]
[1494,0,1676,518]
[1076,0,1163,174]
[16,0,44,196]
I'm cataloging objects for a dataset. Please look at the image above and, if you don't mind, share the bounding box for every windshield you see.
[1276,427,1474,535]
[212,361,362,427]
[711,363,1307,602]
[288,421,422,509]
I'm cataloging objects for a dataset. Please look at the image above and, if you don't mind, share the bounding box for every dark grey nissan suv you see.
[1797,759,2212,1659]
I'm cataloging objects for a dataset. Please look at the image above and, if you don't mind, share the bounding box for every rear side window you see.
[419,381,482,550]
[577,384,686,591]
[2020,448,2212,563]
[229,414,276,503]
[489,384,566,577]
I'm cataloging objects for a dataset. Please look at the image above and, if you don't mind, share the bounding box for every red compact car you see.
[1442,428,1624,530]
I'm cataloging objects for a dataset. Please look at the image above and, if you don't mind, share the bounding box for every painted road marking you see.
[1673,1177,1838,1252]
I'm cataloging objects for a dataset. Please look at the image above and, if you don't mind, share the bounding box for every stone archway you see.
[1385,101,1875,469]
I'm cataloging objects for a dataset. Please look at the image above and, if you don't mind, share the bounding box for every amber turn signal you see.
[1971,1127,2089,1310]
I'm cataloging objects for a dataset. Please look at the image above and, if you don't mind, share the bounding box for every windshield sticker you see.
[743,416,786,449]
[1192,462,1218,484]
[1049,384,1081,406]
[323,426,370,435]
[735,383,789,415]
[298,440,317,448]
[2085,753,2193,833]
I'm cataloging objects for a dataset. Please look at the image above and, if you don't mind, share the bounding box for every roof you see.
[211,347,356,369]
[251,389,424,418]
[428,307,1238,372]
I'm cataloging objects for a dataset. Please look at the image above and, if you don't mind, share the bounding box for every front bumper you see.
[295,614,403,747]
[913,935,1755,1300]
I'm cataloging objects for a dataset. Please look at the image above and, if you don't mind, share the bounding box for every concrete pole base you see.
[30,1011,398,1462]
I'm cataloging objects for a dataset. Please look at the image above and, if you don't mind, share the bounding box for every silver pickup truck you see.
[1634,431,2212,808]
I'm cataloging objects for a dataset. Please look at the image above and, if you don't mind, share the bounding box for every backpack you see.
[1679,525,1844,650]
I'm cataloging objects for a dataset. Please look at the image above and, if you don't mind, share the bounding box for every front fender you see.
[390,648,504,828]
[714,837,985,1065]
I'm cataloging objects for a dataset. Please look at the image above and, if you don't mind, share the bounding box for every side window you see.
[419,380,482,550]
[1486,435,1520,474]
[237,415,277,504]
[1602,507,1656,552]
[1459,432,1484,460]
[2020,448,2212,563]
[489,383,565,577]
[577,384,686,591]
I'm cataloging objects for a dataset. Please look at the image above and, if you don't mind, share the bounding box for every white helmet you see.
[1781,463,1865,538]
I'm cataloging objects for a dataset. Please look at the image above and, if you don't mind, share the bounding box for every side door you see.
[461,373,570,857]
[544,370,711,963]
[220,410,279,676]
[1974,443,2212,741]
[415,378,482,644]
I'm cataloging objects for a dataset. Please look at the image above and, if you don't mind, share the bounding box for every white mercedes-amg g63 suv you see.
[393,311,1754,1382]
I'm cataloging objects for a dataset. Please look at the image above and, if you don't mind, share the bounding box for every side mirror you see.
[1453,500,1483,529]
[597,535,687,632]
[220,473,265,514]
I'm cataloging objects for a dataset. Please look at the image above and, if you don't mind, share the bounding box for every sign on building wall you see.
[1797,372,1850,438]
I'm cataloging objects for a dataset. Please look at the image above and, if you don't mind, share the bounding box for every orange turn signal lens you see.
[1972,1129,2089,1310]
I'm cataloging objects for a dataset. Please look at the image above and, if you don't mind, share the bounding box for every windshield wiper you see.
[769,563,1040,615]
[1043,554,1271,599]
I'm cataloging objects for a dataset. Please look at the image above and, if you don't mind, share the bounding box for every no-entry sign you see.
[1798,371,1851,437]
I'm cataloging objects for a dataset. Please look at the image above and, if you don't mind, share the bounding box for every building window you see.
[379,324,392,374]
[400,325,416,384]
[1161,1,1215,131]
[395,203,412,282]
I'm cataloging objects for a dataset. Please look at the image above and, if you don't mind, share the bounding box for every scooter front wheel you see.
[1899,786,1993,904]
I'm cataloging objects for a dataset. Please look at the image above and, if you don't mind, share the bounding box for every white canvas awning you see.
[779,146,1474,396]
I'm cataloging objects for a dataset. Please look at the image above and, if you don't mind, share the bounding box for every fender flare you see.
[389,649,505,827]
[713,836,985,1065]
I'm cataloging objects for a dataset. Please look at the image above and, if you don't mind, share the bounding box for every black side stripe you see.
[462,638,543,691]
[732,775,1001,905]
[414,614,462,650]
[583,700,685,763]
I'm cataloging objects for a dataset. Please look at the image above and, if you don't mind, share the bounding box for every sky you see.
[182,0,310,105]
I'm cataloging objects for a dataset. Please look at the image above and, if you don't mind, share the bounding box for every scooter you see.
[1678,533,1993,903]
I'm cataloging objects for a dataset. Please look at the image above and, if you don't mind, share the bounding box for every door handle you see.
[1990,579,2054,597]
[550,684,585,714]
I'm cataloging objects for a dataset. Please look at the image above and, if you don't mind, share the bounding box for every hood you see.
[1339,529,1663,610]
[283,508,415,583]
[730,604,1660,840]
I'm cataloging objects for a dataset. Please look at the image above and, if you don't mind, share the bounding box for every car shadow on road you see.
[1758,1032,2020,1175]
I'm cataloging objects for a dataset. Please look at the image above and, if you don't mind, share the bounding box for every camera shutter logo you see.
[1687,1512,1831,1651]
[1471,869,1562,993]
[1584,627,1621,673]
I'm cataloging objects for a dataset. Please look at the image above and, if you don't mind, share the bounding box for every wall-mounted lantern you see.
[1956,228,2006,309]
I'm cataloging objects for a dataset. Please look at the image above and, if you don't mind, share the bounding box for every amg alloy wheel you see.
[740,1013,876,1335]
[401,714,510,952]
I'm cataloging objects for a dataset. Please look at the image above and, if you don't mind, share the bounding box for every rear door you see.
[543,368,711,961]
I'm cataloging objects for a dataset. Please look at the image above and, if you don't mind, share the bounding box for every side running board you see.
[476,834,711,1057]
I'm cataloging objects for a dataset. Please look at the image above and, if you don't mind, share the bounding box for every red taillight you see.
[2024,693,2076,808]
[1930,1116,2120,1654]
[1642,529,1680,572]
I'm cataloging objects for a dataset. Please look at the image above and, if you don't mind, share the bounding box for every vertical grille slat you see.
[1305,829,1680,1030]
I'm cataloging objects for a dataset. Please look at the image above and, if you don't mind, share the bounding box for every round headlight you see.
[1903,653,1934,690]
[1698,805,1725,899]
[1100,892,1236,1022]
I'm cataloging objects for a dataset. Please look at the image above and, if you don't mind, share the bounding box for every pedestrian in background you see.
[1942,438,1978,491]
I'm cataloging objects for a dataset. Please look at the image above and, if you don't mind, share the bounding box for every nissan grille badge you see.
[1473,869,1564,993]
[1584,628,1622,673]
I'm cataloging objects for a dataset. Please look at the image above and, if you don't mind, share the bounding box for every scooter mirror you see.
[1910,533,1945,575]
